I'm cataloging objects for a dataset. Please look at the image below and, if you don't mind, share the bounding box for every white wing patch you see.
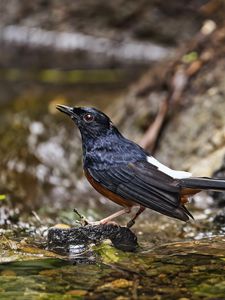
[147,156,192,179]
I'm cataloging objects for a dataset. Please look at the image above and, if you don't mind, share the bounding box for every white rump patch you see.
[147,156,192,179]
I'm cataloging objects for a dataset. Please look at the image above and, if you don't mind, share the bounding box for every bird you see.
[56,105,225,227]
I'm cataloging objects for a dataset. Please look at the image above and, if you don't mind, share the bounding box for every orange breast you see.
[84,169,135,208]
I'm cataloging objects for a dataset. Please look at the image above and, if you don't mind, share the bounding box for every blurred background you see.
[2,2,225,298]
[1,0,225,232]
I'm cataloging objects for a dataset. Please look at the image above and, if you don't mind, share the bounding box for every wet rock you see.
[47,224,138,254]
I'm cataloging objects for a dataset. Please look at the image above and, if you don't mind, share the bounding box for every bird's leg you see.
[90,207,131,226]
[126,206,145,228]
[99,207,131,224]
[74,207,132,226]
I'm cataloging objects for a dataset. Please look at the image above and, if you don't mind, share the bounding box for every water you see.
[0,25,171,66]
[0,241,225,299]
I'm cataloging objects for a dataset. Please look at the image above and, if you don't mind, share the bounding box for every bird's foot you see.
[86,220,120,227]
[73,209,119,227]
[100,220,120,227]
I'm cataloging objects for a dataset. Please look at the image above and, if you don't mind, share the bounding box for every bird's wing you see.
[88,161,192,221]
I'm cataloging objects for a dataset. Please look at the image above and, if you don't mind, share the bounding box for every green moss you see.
[0,195,6,201]
[182,51,198,63]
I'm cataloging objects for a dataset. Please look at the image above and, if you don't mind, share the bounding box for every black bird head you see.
[56,105,114,138]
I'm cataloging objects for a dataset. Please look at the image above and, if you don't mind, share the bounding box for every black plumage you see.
[56,105,225,226]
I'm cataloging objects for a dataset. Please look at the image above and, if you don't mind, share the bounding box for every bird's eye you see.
[83,113,94,123]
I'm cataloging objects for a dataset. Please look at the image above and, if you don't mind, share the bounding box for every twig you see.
[73,209,89,226]
[139,66,189,152]
[139,99,169,152]
[31,210,42,224]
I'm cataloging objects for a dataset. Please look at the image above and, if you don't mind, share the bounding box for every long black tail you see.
[180,177,225,191]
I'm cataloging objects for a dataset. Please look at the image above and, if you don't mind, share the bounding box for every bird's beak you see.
[56,105,77,118]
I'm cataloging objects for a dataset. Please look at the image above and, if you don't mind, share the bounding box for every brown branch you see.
[139,98,169,152]
[139,64,194,152]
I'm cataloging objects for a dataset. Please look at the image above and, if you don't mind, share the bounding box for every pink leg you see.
[127,206,145,228]
[100,207,131,224]
[90,207,131,226]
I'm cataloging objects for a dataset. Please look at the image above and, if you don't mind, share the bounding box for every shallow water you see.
[0,238,225,300]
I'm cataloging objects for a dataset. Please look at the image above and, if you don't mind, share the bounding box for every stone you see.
[47,224,138,255]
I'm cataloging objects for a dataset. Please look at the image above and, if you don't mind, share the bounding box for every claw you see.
[100,220,120,227]
[86,220,120,227]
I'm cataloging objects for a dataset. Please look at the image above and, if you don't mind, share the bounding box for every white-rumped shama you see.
[56,105,225,227]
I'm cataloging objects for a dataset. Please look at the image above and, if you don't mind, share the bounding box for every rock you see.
[47,224,138,255]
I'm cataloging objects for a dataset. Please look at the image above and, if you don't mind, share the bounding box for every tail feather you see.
[180,177,225,191]
[181,205,194,220]
[176,177,225,223]
[169,205,191,222]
